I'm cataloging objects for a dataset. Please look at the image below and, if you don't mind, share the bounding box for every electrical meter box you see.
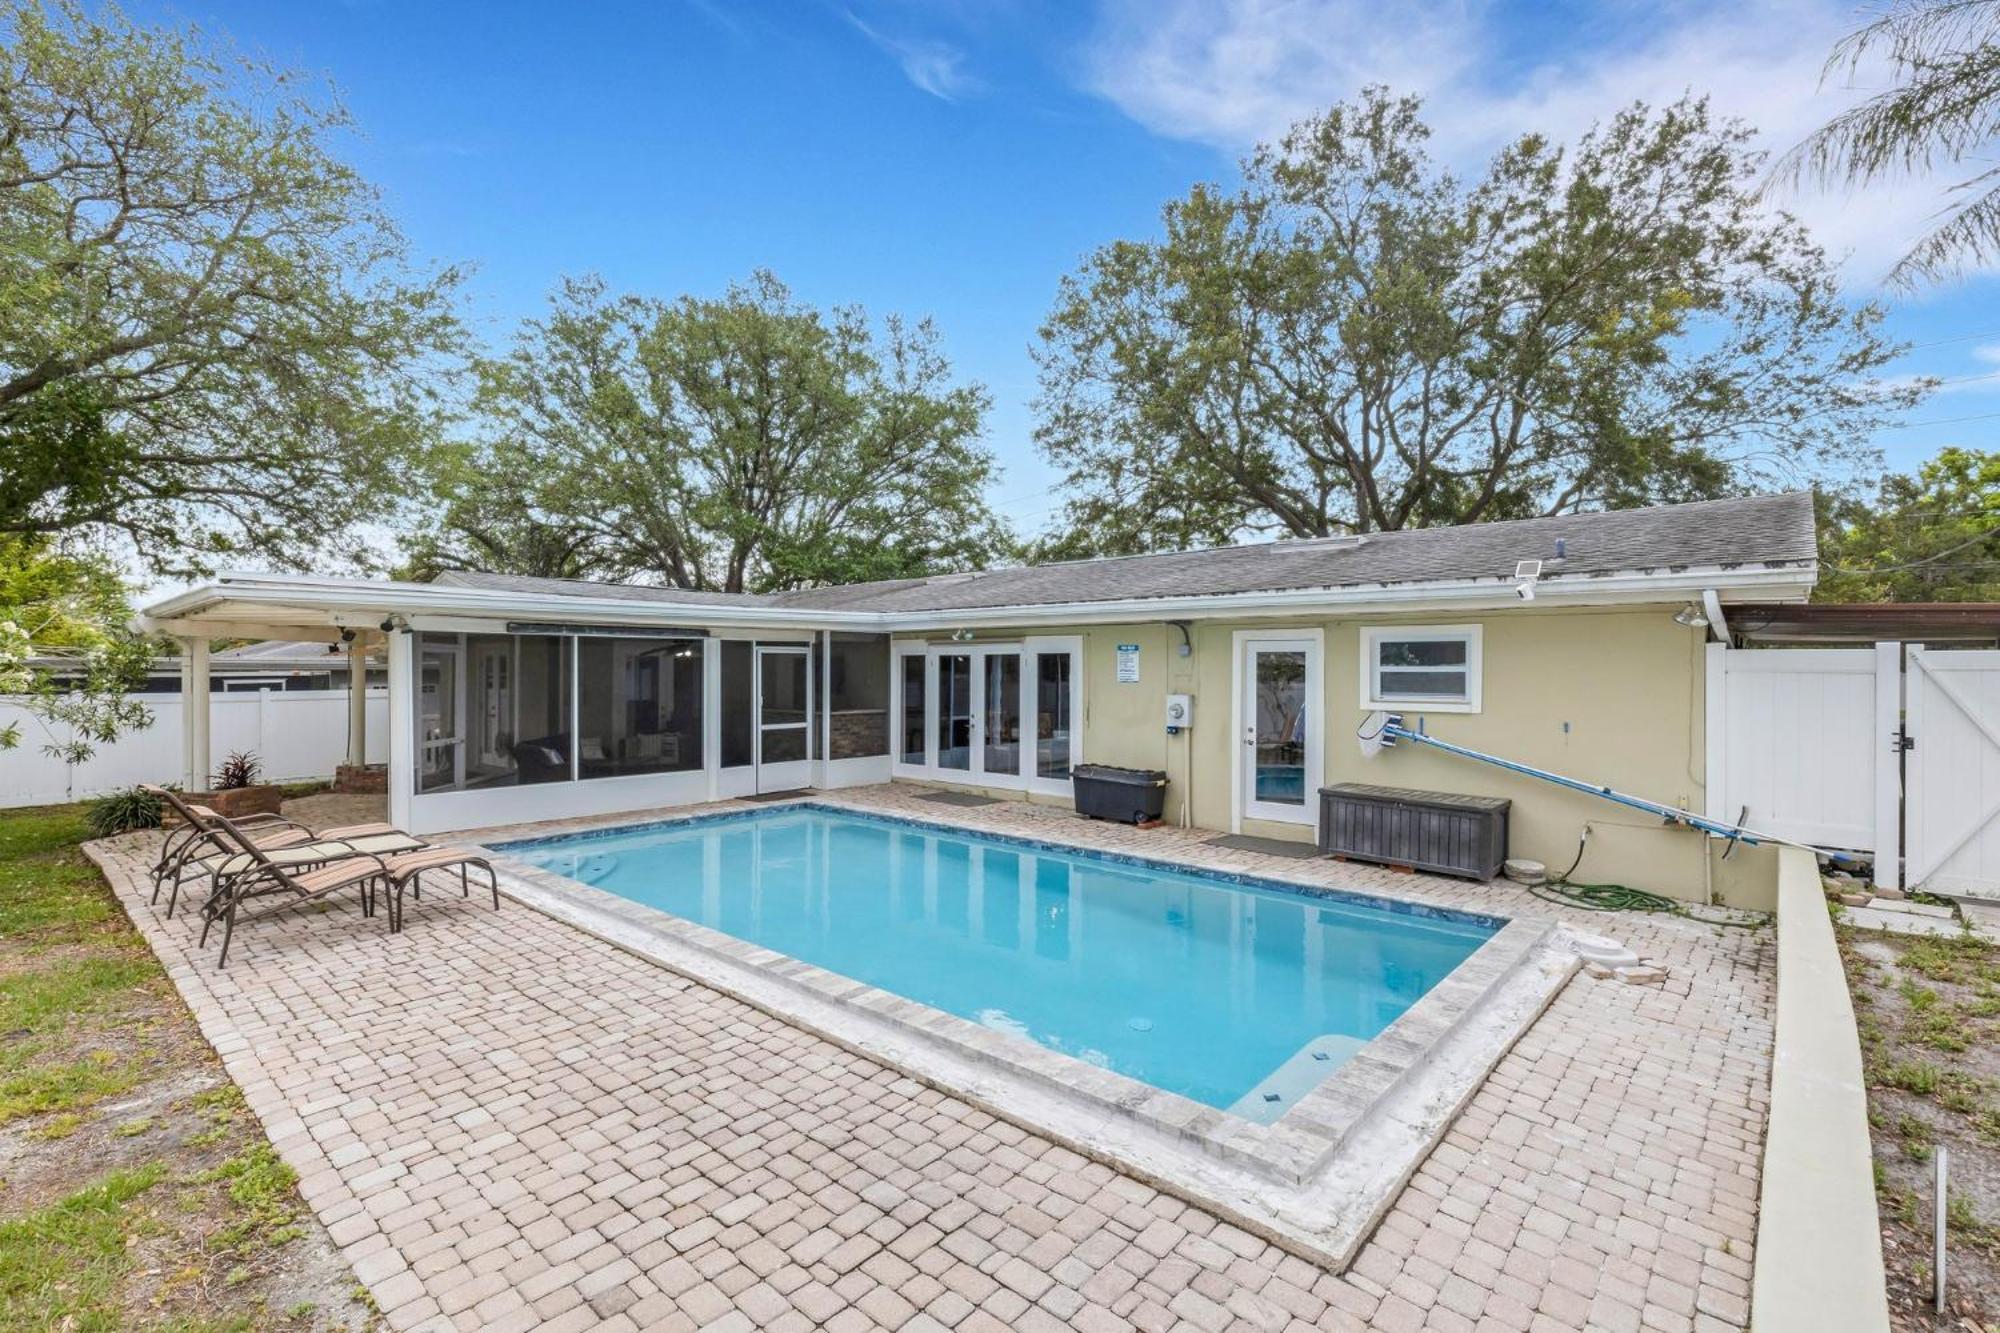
[1165,694,1194,733]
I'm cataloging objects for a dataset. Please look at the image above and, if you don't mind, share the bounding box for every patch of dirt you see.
[0,817,379,1331]
[1841,924,2000,1329]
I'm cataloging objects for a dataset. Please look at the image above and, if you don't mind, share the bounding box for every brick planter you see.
[333,763,387,795]
[191,785,285,819]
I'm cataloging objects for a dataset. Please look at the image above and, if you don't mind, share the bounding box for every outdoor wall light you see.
[1672,603,1709,628]
[950,628,975,642]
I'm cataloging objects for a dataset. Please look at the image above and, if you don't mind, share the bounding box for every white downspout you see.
[1701,589,1730,644]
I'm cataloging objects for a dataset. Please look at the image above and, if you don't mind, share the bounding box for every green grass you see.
[194,1144,304,1251]
[0,802,356,1327]
[0,955,161,1127]
[0,955,157,1032]
[0,803,114,942]
[0,805,164,1127]
[0,1164,166,1331]
[0,1051,146,1126]
[1881,1059,1944,1096]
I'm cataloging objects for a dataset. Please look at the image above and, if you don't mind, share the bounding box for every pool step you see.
[1279,916,1560,1172]
[1226,1033,1371,1123]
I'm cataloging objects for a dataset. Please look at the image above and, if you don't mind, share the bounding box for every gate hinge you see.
[1897,730,1916,753]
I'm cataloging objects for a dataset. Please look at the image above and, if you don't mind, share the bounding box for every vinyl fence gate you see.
[1708,643,2000,899]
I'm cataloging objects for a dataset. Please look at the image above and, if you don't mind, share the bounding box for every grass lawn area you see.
[1841,919,2000,1329]
[0,802,377,1331]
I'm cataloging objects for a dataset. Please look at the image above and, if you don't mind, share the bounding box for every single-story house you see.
[138,490,1820,907]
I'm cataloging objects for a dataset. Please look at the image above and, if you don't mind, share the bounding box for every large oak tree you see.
[1032,90,1920,556]
[0,0,463,575]
[410,273,1011,593]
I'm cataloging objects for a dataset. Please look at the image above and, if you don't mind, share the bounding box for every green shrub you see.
[83,787,162,838]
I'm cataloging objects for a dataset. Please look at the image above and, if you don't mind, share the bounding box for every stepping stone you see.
[1843,905,1967,938]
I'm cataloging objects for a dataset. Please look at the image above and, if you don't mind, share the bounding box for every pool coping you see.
[467,796,1580,1269]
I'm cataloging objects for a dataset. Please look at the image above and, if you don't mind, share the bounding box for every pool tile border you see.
[490,798,1511,931]
[463,795,1580,1268]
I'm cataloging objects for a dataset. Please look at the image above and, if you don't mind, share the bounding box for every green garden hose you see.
[1523,836,1762,927]
[1527,878,1683,914]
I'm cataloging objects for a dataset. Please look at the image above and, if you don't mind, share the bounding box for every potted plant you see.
[200,751,284,819]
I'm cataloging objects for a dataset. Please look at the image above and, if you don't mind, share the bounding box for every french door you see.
[754,646,812,793]
[1235,632,1322,828]
[894,638,1080,793]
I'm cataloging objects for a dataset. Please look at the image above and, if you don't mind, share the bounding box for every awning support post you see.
[179,637,211,792]
[346,635,368,768]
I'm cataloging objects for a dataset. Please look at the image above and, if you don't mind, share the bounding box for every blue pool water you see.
[501,807,1495,1117]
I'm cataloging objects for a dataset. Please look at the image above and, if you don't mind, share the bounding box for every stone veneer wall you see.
[829,710,887,761]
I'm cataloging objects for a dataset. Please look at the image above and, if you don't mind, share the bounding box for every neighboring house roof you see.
[432,491,1817,615]
[30,639,376,675]
[211,640,367,669]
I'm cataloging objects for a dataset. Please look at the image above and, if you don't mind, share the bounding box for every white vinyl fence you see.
[1708,643,2000,899]
[1705,646,1886,853]
[1905,647,2000,898]
[1,688,387,807]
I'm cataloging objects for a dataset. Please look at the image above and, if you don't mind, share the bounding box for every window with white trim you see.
[1361,625,1482,713]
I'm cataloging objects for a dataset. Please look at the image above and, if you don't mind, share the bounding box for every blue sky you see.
[131,0,2000,539]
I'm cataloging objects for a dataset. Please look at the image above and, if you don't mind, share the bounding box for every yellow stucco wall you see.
[892,605,1771,910]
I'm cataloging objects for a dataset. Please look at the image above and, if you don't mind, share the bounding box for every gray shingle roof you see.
[432,491,1816,615]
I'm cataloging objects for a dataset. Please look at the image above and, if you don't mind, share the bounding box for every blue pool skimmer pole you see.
[1355,711,1865,867]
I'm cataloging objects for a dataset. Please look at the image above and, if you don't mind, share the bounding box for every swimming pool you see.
[500,805,1497,1120]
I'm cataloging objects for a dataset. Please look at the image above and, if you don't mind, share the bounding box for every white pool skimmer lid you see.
[1567,931,1641,968]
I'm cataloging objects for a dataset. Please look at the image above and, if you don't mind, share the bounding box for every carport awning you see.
[1727,603,2000,645]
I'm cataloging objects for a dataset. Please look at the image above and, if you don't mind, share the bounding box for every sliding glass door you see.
[892,637,1082,794]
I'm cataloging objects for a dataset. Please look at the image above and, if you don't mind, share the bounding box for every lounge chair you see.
[199,827,497,966]
[199,825,398,966]
[145,784,312,900]
[379,846,501,933]
[142,785,416,917]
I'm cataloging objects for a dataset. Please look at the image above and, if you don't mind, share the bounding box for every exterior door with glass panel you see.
[754,646,812,793]
[473,641,512,768]
[937,652,973,772]
[416,637,464,793]
[980,651,1022,779]
[1238,636,1320,826]
[1026,640,1080,792]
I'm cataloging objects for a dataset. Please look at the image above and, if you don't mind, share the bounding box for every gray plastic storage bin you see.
[1072,764,1168,823]
[1318,783,1509,880]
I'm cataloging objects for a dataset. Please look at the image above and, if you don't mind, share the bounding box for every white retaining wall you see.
[0,688,387,807]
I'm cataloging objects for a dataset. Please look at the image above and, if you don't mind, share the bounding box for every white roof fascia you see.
[140,561,1815,636]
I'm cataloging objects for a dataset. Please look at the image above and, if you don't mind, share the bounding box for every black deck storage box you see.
[1072,764,1169,823]
[1318,783,1509,880]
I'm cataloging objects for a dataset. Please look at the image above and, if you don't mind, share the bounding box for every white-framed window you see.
[1360,624,1482,713]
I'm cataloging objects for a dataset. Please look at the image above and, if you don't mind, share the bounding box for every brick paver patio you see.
[91,786,1771,1331]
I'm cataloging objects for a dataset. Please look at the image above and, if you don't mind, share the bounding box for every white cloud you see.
[847,11,978,101]
[1080,0,1983,286]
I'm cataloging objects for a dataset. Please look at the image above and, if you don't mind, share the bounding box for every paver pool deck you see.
[89,785,1771,1332]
